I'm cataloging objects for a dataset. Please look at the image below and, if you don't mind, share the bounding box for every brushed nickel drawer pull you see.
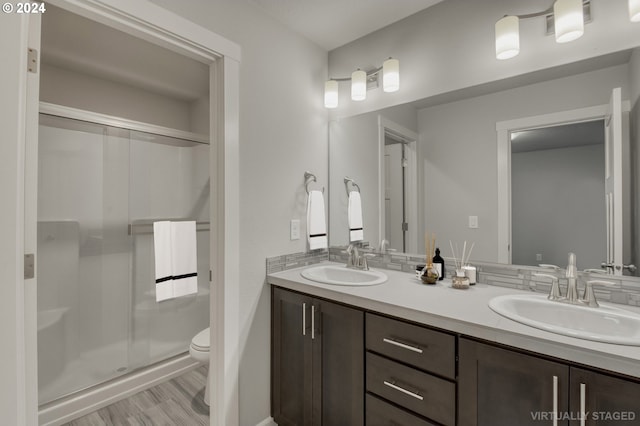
[383,380,424,401]
[382,338,424,354]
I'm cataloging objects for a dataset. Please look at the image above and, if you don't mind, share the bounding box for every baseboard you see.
[256,417,277,426]
[39,353,199,426]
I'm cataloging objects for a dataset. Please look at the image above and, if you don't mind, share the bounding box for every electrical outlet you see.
[536,253,543,261]
[468,216,479,229]
[290,219,300,240]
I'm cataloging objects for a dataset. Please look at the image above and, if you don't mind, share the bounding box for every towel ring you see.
[305,171,324,194]
[344,177,361,196]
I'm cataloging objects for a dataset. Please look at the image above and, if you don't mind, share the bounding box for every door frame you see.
[15,1,241,425]
[496,101,630,264]
[378,116,419,253]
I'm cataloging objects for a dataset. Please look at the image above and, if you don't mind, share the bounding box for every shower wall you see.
[37,114,209,405]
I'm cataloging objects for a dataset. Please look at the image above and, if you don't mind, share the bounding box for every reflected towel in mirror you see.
[348,191,364,242]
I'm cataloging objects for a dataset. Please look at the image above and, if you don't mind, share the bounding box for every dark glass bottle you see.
[433,248,445,280]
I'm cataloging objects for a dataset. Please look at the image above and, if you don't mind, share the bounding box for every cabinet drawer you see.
[366,313,455,379]
[366,394,437,426]
[367,352,455,425]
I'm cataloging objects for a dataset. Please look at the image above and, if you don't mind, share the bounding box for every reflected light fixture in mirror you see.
[382,58,400,92]
[631,0,640,22]
[324,80,339,108]
[324,57,399,108]
[494,0,591,60]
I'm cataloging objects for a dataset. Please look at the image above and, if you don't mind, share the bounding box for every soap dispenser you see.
[432,248,445,280]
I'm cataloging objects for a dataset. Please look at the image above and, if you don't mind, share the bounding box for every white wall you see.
[417,64,629,262]
[330,103,418,247]
[145,1,328,424]
[511,144,605,268]
[40,64,196,132]
[328,0,640,119]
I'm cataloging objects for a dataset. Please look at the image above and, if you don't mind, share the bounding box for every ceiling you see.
[247,0,446,51]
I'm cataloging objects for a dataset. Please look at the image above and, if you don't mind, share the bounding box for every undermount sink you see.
[301,265,387,286]
[489,294,640,346]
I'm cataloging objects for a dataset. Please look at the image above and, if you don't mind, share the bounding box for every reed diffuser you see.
[421,232,439,284]
[449,240,471,289]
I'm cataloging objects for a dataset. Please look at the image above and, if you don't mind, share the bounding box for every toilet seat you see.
[191,327,210,352]
[189,327,211,406]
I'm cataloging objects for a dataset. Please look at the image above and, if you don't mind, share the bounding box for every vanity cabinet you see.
[271,287,364,426]
[459,338,640,426]
[459,338,569,426]
[365,313,457,426]
[569,367,640,426]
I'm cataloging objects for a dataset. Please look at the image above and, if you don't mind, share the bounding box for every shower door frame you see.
[14,1,241,426]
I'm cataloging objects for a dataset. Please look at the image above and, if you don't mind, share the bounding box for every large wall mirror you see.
[329,46,640,276]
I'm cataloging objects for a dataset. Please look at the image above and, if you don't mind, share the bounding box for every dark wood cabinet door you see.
[570,367,640,426]
[459,338,570,426]
[272,287,313,426]
[313,298,365,426]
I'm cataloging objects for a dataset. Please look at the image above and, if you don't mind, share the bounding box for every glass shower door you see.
[127,131,210,369]
[37,114,131,404]
[37,114,210,405]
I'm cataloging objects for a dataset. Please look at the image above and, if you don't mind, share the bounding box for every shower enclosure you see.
[37,112,210,405]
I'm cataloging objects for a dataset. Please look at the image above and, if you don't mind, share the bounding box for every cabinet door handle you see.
[580,383,586,426]
[552,375,558,426]
[382,338,424,354]
[302,303,306,336]
[311,305,315,340]
[383,380,424,401]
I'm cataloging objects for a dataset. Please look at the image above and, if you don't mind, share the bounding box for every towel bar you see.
[304,171,324,194]
[128,221,210,235]
[344,176,361,196]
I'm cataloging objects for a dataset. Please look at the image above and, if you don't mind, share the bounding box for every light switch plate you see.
[290,219,300,240]
[468,216,479,229]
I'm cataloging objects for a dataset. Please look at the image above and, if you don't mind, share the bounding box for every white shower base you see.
[39,352,198,426]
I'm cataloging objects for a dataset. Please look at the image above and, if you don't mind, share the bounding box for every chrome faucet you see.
[378,239,390,253]
[346,243,369,270]
[535,253,618,307]
[565,252,579,303]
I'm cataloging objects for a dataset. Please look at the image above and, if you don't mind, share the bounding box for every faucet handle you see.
[538,264,561,270]
[583,268,608,274]
[582,280,618,308]
[532,273,562,300]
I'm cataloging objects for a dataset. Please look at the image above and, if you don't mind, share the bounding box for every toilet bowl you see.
[189,327,210,405]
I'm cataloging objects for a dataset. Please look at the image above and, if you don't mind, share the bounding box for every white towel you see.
[348,191,364,242]
[153,220,198,302]
[153,221,174,302]
[170,221,198,298]
[307,190,327,250]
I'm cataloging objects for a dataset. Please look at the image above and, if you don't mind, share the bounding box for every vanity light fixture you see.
[324,57,399,108]
[631,0,640,22]
[554,0,584,43]
[495,0,590,60]
[351,69,367,101]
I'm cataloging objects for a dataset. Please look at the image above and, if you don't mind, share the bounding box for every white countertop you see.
[268,261,640,379]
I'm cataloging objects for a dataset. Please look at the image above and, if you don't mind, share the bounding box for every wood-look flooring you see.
[64,366,209,426]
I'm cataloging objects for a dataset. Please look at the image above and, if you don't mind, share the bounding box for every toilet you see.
[189,328,210,405]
